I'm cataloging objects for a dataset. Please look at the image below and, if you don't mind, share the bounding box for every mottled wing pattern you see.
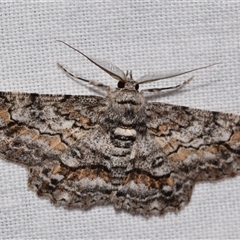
[0,92,104,165]
[0,92,113,207]
[1,90,240,216]
[2,43,239,216]
[147,102,240,181]
[29,126,117,209]
[112,102,240,215]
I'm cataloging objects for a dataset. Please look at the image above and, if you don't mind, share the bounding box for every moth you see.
[0,41,240,216]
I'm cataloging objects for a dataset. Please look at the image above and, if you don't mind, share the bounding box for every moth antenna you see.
[138,63,221,84]
[57,40,126,82]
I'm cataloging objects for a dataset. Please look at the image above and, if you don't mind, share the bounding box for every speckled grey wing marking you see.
[0,92,115,207]
[113,102,240,215]
[1,42,240,216]
[146,102,240,180]
[0,92,104,164]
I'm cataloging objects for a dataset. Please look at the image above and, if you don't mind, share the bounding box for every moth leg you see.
[57,62,110,89]
[141,76,193,93]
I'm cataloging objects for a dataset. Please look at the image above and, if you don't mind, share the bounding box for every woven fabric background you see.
[1,2,240,239]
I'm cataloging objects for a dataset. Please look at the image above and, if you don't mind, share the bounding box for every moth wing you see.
[146,102,240,181]
[0,92,104,166]
[28,126,116,208]
[0,92,114,208]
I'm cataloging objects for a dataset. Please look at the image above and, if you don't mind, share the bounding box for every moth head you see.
[117,70,139,91]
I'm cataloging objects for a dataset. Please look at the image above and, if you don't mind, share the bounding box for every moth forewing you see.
[0,45,239,216]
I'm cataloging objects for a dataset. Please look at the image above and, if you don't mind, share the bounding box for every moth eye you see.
[135,84,139,91]
[118,81,125,88]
